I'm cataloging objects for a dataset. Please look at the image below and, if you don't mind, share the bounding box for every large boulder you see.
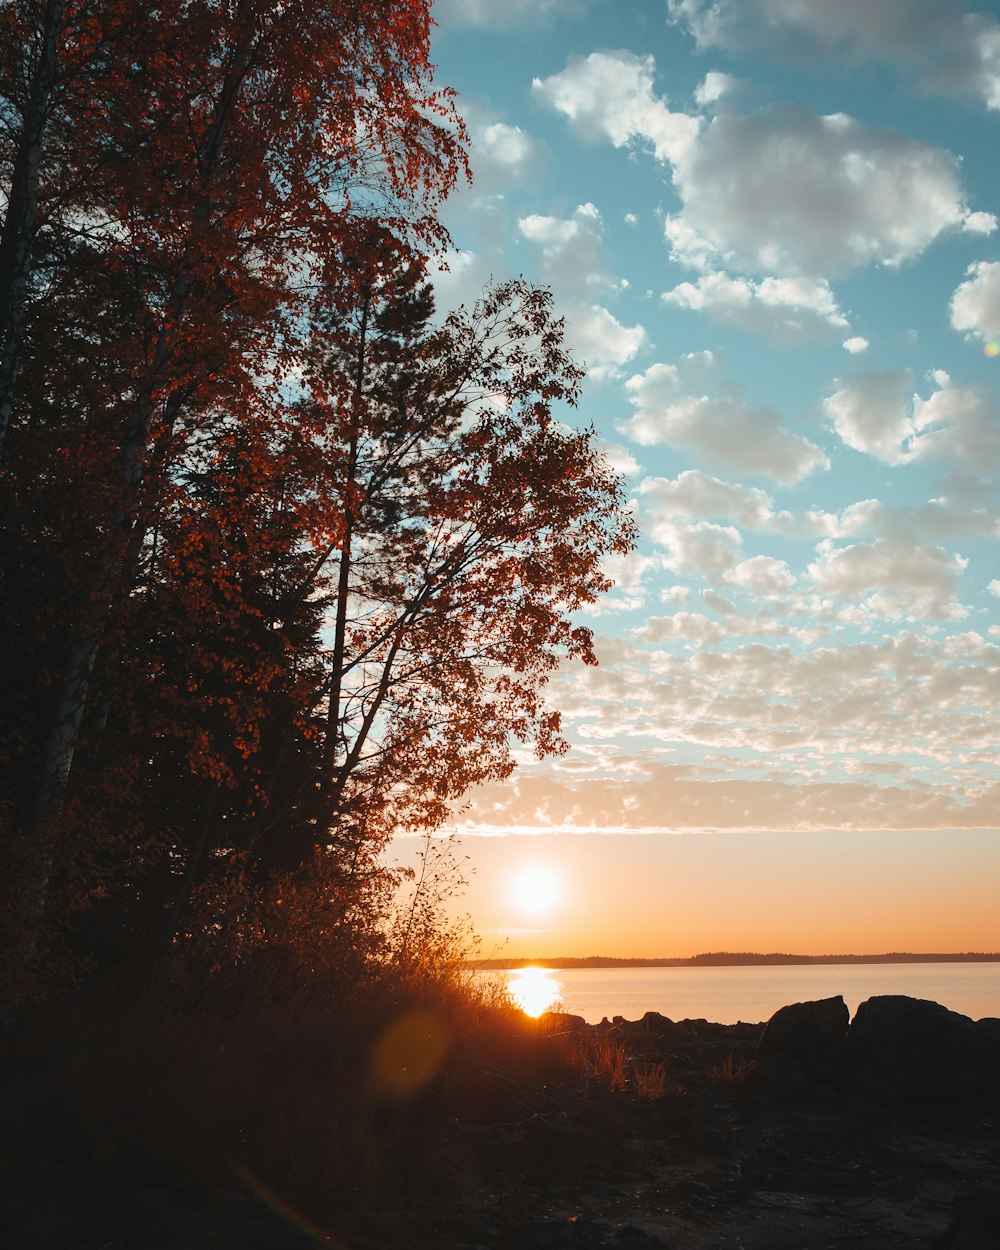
[845,995,997,1101]
[754,996,850,1085]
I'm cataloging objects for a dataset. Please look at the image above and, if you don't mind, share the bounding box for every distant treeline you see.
[468,952,1000,970]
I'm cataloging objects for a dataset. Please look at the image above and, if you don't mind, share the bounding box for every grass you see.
[0,953,594,1202]
[578,1031,669,1098]
[709,1052,753,1088]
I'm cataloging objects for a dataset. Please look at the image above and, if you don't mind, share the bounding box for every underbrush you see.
[0,951,587,1204]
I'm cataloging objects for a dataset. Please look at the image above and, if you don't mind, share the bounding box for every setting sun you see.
[511,866,560,915]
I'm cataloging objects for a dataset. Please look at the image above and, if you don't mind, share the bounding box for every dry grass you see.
[1,960,595,1200]
[709,1052,752,1088]
[632,1058,668,1100]
[582,1032,628,1091]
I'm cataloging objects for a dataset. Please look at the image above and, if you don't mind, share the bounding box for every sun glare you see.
[508,966,562,1017]
[511,866,560,915]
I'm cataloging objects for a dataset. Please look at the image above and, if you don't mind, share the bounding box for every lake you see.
[488,962,1000,1024]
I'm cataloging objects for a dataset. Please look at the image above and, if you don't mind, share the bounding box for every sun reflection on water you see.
[508,966,562,1017]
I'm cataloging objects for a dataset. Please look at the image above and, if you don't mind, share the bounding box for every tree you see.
[0,0,468,986]
[94,266,633,963]
[0,4,634,996]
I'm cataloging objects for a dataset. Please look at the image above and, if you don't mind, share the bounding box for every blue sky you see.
[407,0,1000,954]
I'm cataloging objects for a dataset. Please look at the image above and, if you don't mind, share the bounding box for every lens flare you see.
[984,340,1000,358]
[366,1008,451,1101]
[234,1162,348,1246]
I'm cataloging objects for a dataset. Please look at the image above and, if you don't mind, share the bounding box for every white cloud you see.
[910,378,1000,468]
[667,0,1000,112]
[479,121,536,170]
[694,70,738,106]
[427,248,495,314]
[634,612,729,645]
[536,48,990,286]
[517,204,646,375]
[823,370,1000,470]
[951,260,1000,342]
[809,537,968,620]
[594,551,665,613]
[822,370,916,464]
[665,107,987,277]
[728,555,796,593]
[640,470,783,529]
[571,305,647,373]
[596,438,639,476]
[843,336,869,354]
[650,518,743,582]
[519,202,606,285]
[622,358,828,484]
[664,270,849,341]
[532,50,701,166]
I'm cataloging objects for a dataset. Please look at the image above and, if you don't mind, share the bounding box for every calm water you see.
[490,963,1000,1024]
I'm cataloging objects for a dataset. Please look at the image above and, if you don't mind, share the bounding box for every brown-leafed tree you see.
[0,3,634,997]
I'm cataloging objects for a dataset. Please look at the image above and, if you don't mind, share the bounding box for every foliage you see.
[0,0,634,1001]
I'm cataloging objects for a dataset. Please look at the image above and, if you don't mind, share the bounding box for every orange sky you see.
[392,827,1000,959]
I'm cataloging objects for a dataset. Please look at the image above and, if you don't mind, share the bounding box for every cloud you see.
[622,357,828,484]
[832,491,1000,542]
[569,305,647,375]
[595,438,639,476]
[532,50,701,166]
[426,248,496,315]
[694,70,739,106]
[639,469,787,529]
[519,202,607,285]
[822,370,917,464]
[808,537,968,620]
[664,107,989,277]
[843,336,869,354]
[645,518,743,582]
[823,369,1000,470]
[728,555,796,593]
[634,612,729,645]
[593,551,665,613]
[456,624,1000,832]
[666,0,1000,112]
[477,121,538,173]
[535,52,991,287]
[951,260,1000,343]
[517,203,646,374]
[663,270,849,341]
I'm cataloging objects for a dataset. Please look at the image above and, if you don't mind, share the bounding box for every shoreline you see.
[468,950,1000,970]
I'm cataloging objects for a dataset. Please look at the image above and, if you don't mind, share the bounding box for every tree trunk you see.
[24,40,252,936]
[0,0,68,452]
[322,288,370,801]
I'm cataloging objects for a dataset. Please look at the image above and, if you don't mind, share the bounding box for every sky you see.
[394,0,1000,959]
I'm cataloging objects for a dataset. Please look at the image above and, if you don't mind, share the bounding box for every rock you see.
[932,1190,1000,1249]
[538,1011,588,1033]
[846,995,994,1101]
[755,996,849,1084]
[742,1051,814,1103]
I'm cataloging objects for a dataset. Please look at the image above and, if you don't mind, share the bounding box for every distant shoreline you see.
[467,951,1000,970]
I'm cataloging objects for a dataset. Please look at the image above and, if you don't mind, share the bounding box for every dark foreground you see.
[4,994,1000,1249]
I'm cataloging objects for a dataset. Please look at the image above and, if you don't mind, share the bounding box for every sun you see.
[511,866,560,915]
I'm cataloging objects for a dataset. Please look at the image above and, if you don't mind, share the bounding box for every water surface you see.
[492,962,1000,1024]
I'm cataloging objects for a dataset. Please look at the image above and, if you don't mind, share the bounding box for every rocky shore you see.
[4,994,1000,1249]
